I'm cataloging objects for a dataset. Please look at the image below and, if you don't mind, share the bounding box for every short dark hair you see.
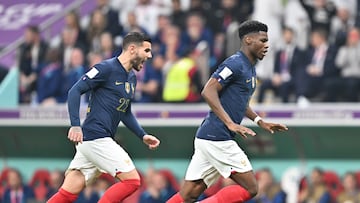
[27,25,40,34]
[122,32,151,50]
[238,20,268,40]
[311,28,328,40]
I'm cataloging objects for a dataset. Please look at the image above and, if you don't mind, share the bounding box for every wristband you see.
[254,116,262,125]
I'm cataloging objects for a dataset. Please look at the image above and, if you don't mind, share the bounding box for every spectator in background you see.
[36,48,63,106]
[87,51,104,68]
[170,0,187,30]
[58,48,86,103]
[64,10,88,52]
[2,168,35,203]
[297,29,339,105]
[298,168,332,203]
[337,172,360,203]
[152,15,172,53]
[299,0,337,37]
[134,0,163,37]
[59,27,86,74]
[47,170,65,200]
[18,25,48,104]
[95,0,123,39]
[75,184,99,203]
[252,0,283,83]
[257,27,305,103]
[162,48,202,103]
[157,25,186,63]
[188,0,218,35]
[246,168,286,203]
[356,0,360,28]
[93,174,116,199]
[87,8,108,53]
[99,32,118,59]
[134,60,163,103]
[152,25,186,82]
[283,0,310,50]
[325,27,360,102]
[139,169,177,203]
[330,5,354,48]
[122,11,148,38]
[208,0,238,68]
[182,12,214,85]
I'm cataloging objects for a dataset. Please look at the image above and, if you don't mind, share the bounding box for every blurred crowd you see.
[1,166,360,203]
[13,0,360,106]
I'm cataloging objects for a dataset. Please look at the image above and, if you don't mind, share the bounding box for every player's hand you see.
[228,123,256,138]
[258,120,288,134]
[68,126,83,144]
[143,134,160,150]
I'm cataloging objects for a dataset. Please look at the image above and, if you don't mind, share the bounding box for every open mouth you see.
[262,50,268,56]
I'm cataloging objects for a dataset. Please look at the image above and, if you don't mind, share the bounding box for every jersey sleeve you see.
[211,62,236,87]
[122,103,147,139]
[68,79,91,126]
[68,64,111,126]
[82,65,111,89]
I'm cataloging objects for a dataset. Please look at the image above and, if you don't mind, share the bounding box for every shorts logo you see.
[246,79,251,83]
[124,159,131,165]
[115,81,123,85]
[240,160,247,167]
[125,82,130,94]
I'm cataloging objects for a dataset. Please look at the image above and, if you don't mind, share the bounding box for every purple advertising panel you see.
[0,0,71,46]
[0,0,95,68]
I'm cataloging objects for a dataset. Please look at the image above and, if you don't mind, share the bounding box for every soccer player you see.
[47,32,160,203]
[166,20,288,203]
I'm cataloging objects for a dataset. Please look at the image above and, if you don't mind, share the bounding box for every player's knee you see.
[62,170,86,194]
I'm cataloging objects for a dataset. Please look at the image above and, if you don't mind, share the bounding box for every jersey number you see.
[116,98,130,112]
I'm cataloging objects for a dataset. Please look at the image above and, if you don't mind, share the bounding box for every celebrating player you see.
[47,32,160,203]
[167,20,288,203]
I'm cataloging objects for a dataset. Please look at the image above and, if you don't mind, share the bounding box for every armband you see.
[254,116,262,125]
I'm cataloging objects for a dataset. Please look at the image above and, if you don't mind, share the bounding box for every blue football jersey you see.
[80,58,138,141]
[196,51,257,141]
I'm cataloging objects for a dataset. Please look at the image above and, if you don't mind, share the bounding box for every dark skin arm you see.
[201,78,256,138]
[245,106,288,134]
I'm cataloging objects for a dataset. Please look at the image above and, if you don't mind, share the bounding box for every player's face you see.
[249,31,269,60]
[131,41,152,71]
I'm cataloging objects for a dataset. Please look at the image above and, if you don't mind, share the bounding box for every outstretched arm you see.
[245,106,288,134]
[202,78,256,138]
[122,106,160,149]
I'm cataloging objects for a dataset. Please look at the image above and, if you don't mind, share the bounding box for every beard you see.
[131,56,144,71]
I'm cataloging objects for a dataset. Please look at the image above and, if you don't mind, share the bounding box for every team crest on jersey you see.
[125,82,130,94]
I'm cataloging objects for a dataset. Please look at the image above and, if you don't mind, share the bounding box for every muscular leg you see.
[47,170,85,203]
[167,179,207,203]
[98,169,141,203]
[200,171,257,203]
[230,171,258,197]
